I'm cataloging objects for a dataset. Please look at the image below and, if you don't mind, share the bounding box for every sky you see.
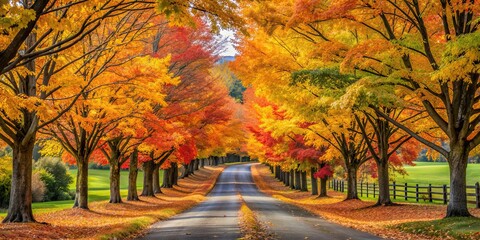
[219,29,238,56]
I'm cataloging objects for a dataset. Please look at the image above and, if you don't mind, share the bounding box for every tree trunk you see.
[189,161,195,175]
[275,166,281,179]
[319,177,328,197]
[153,166,162,194]
[127,149,139,201]
[200,158,205,168]
[141,161,155,196]
[310,168,318,195]
[294,170,301,190]
[446,146,471,217]
[162,167,174,188]
[289,170,295,189]
[301,171,308,191]
[3,138,36,223]
[173,163,179,185]
[376,161,392,206]
[182,164,189,178]
[194,159,199,170]
[74,157,89,208]
[109,160,122,203]
[346,165,359,199]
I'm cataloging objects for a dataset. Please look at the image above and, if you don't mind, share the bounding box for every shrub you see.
[0,156,11,209]
[32,171,46,202]
[35,157,74,201]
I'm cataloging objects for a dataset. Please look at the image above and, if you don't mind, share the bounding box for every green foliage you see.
[291,68,358,96]
[434,31,480,82]
[89,162,110,170]
[0,156,11,208]
[35,157,74,201]
[229,79,246,103]
[394,217,480,239]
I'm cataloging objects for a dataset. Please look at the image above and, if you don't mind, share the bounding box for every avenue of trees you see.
[232,0,480,218]
[0,0,246,223]
[1,0,480,225]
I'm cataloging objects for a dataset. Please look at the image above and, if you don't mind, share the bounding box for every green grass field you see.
[0,169,157,217]
[393,161,480,185]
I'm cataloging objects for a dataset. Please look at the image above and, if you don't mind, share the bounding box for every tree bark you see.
[310,168,318,195]
[162,167,174,188]
[294,170,301,190]
[376,161,392,205]
[194,159,199,170]
[284,171,289,186]
[275,166,281,179]
[346,165,359,199]
[127,149,139,201]
[172,163,179,185]
[446,146,471,217]
[301,171,308,191]
[74,157,89,208]
[141,161,155,196]
[3,138,36,223]
[181,164,189,178]
[109,160,122,203]
[189,161,195,175]
[319,177,328,197]
[153,166,162,194]
[289,170,295,189]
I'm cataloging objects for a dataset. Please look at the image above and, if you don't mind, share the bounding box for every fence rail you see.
[329,179,480,208]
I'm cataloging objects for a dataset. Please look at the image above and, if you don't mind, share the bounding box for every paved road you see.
[140,163,382,240]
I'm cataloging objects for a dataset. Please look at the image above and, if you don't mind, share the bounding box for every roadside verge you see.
[0,165,226,240]
[251,163,480,240]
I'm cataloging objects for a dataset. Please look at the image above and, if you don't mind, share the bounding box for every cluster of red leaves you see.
[0,166,225,239]
[313,164,333,179]
[251,164,480,240]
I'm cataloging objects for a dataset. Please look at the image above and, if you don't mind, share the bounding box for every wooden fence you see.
[329,179,480,208]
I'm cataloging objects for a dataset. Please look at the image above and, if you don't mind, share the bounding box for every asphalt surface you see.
[140,163,383,240]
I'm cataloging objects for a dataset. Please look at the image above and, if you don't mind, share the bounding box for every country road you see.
[140,163,382,240]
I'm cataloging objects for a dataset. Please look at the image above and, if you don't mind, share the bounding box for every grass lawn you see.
[393,161,480,185]
[0,169,162,217]
[395,217,480,239]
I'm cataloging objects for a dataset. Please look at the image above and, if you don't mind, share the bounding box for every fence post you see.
[360,182,363,197]
[475,182,479,208]
[393,182,396,200]
[373,183,376,198]
[404,183,408,200]
[415,184,419,202]
[428,184,432,203]
[366,182,369,198]
[443,184,448,204]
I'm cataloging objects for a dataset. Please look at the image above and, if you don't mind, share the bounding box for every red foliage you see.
[313,164,333,179]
